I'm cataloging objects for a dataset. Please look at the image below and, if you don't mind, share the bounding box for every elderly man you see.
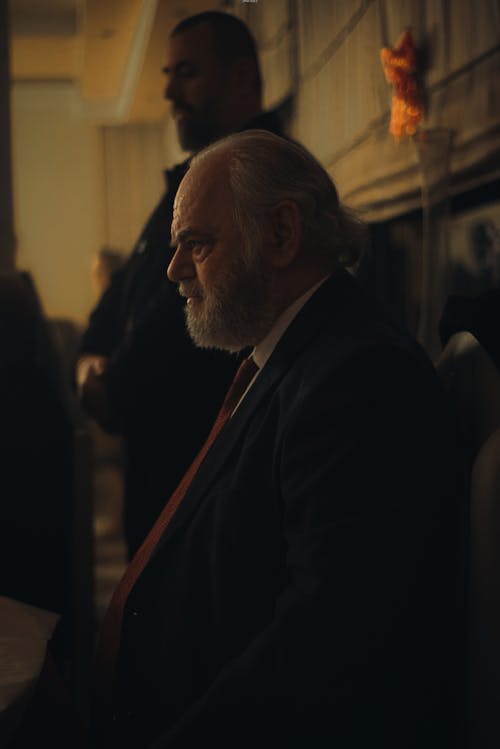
[95,131,465,748]
[77,12,283,558]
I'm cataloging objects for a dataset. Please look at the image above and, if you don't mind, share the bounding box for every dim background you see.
[1,0,499,710]
[2,0,499,352]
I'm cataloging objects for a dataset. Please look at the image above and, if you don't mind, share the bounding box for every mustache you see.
[179,282,204,299]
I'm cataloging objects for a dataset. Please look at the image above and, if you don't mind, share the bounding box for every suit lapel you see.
[150,269,360,556]
[149,355,285,558]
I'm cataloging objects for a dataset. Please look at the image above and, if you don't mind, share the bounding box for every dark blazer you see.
[98,271,466,748]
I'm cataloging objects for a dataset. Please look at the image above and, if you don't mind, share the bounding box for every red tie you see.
[94,355,258,702]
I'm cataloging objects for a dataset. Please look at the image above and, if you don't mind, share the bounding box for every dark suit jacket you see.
[97,271,466,748]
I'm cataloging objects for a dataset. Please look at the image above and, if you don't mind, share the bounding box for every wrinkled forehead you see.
[172,152,232,231]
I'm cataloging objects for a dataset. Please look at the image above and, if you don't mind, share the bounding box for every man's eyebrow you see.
[169,228,209,250]
[162,61,193,75]
[169,229,185,250]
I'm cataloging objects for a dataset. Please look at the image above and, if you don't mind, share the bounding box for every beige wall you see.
[11,81,104,325]
[11,82,176,325]
[0,0,15,271]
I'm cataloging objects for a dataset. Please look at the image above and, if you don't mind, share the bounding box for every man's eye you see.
[177,65,196,79]
[187,240,212,261]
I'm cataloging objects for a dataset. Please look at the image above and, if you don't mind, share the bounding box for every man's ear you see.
[267,200,302,269]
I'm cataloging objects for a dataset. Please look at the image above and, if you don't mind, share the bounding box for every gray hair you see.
[190,130,366,269]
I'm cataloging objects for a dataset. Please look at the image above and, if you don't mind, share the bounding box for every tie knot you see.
[222,356,259,415]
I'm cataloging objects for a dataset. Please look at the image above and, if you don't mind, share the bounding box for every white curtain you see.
[101,123,167,252]
[237,0,500,221]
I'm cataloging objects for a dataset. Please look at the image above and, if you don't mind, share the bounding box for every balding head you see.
[191,130,366,270]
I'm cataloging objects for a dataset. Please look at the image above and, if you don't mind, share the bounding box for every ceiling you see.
[8,0,230,124]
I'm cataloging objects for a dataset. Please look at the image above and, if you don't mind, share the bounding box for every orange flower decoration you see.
[380,29,424,140]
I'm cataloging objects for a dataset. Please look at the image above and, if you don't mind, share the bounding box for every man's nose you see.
[164,75,178,101]
[167,245,193,283]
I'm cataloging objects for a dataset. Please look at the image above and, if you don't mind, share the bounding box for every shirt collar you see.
[252,276,330,371]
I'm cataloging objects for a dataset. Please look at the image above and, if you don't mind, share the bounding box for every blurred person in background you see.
[0,270,73,670]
